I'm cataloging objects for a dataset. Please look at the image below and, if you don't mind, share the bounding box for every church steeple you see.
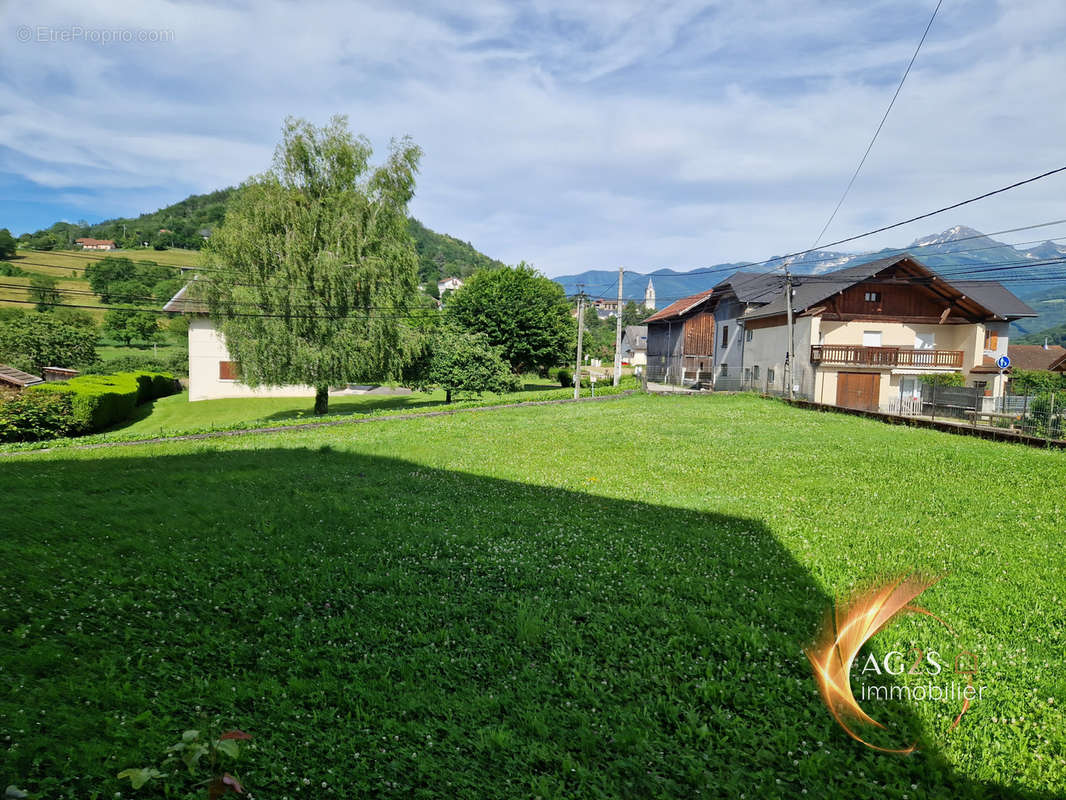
[644,279,656,310]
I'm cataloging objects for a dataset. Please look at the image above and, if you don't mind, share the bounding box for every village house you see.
[1006,344,1066,375]
[75,238,117,250]
[643,289,715,385]
[164,284,320,401]
[708,271,782,385]
[720,255,1036,412]
[437,276,463,295]
[592,297,621,319]
[621,325,648,366]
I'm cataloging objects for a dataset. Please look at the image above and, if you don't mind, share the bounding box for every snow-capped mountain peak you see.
[908,225,986,248]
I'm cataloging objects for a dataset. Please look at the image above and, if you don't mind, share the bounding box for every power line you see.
[0,296,445,320]
[812,0,944,247]
[608,217,1066,284]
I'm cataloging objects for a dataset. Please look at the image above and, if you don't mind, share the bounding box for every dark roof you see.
[163,282,208,314]
[744,254,1034,321]
[713,270,783,304]
[643,289,713,323]
[622,325,647,350]
[1007,344,1066,371]
[0,364,43,388]
[950,281,1037,319]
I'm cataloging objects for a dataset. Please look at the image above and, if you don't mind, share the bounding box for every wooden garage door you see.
[836,372,880,411]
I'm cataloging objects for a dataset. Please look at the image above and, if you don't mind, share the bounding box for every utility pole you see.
[613,267,624,386]
[574,286,586,400]
[784,270,795,401]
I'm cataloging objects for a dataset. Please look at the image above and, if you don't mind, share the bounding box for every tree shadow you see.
[0,448,1053,799]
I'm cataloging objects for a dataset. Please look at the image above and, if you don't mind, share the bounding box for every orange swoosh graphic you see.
[805,574,942,754]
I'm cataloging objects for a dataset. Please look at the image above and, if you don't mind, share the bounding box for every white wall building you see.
[165,284,317,401]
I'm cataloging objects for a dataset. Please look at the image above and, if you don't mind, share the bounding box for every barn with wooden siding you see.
[643,289,715,386]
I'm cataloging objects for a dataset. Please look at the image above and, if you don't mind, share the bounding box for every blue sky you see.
[1,0,1064,275]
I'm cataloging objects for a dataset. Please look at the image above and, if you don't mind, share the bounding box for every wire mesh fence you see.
[647,354,1066,443]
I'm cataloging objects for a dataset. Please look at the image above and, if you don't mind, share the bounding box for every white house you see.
[437,276,464,295]
[621,325,648,366]
[164,284,317,401]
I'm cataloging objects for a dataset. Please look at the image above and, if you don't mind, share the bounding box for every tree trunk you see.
[314,385,329,415]
[446,388,452,404]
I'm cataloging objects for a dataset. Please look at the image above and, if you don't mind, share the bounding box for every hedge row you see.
[0,371,179,442]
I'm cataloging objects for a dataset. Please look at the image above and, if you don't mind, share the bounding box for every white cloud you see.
[1,0,1064,273]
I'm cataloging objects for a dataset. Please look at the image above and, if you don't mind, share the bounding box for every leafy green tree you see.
[199,115,423,414]
[85,256,137,302]
[621,300,646,328]
[29,274,64,312]
[1010,369,1066,395]
[105,307,162,346]
[0,314,97,373]
[0,228,16,259]
[53,306,98,332]
[0,262,27,277]
[446,263,574,375]
[411,325,519,403]
[107,279,153,305]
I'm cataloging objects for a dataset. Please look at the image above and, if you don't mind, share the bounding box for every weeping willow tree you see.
[199,115,423,413]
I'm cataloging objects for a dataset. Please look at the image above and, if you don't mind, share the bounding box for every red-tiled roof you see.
[643,289,713,323]
[76,238,115,247]
[1007,344,1066,371]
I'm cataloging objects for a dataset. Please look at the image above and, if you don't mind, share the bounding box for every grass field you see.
[1,247,200,319]
[1,394,1063,798]
[110,379,567,437]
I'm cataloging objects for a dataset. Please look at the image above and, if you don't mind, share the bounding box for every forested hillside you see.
[15,190,503,288]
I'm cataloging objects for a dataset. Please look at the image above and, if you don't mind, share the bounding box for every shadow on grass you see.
[0,448,1051,799]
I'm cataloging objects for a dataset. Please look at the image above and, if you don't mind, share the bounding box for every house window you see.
[219,361,240,381]
[984,328,998,351]
[862,330,882,348]
[720,363,728,377]
[915,332,935,350]
[767,368,775,384]
[753,365,760,382]
[745,328,753,342]
[864,291,881,302]
[721,325,729,347]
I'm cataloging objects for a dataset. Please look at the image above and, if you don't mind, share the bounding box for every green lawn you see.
[1,394,1063,798]
[111,379,569,437]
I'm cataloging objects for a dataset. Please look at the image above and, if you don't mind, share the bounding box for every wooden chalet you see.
[643,289,715,385]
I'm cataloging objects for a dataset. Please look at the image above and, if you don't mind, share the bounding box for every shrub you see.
[26,370,179,435]
[98,349,190,377]
[919,372,965,387]
[0,390,76,442]
[556,368,572,388]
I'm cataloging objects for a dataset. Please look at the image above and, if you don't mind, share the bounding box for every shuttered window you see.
[219,361,240,381]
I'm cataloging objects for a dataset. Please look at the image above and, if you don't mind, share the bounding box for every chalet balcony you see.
[810,344,964,369]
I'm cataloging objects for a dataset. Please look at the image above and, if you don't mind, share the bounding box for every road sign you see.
[996,355,1011,370]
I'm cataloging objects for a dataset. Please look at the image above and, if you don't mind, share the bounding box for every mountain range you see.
[552,225,1066,337]
[17,189,1066,338]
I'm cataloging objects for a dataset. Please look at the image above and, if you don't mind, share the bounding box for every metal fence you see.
[648,357,1066,443]
[882,384,1063,440]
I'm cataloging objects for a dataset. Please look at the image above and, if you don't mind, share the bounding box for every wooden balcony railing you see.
[810,345,964,369]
